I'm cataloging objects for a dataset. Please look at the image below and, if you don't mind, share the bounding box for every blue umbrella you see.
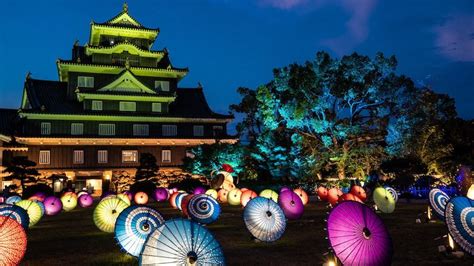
[385,187,398,203]
[429,188,450,220]
[140,218,225,265]
[34,201,45,216]
[444,196,474,255]
[175,193,188,211]
[243,197,286,242]
[187,194,221,224]
[6,196,21,205]
[115,205,165,257]
[0,204,30,229]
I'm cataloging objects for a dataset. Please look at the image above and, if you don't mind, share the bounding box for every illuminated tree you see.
[2,156,39,193]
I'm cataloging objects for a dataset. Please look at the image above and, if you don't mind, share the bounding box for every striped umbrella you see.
[140,219,225,265]
[444,196,474,255]
[243,197,286,242]
[385,187,399,203]
[429,188,450,220]
[175,193,188,211]
[187,194,221,224]
[327,201,393,265]
[115,205,165,257]
[373,187,396,213]
[15,200,42,227]
[6,195,21,205]
[117,193,131,206]
[0,204,30,229]
[0,216,27,265]
[93,198,129,233]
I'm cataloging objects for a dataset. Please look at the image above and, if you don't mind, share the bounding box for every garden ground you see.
[21,199,474,265]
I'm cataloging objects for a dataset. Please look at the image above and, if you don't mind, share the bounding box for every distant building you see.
[0,4,237,195]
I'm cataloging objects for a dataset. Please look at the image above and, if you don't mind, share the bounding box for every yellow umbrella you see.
[227,188,242,206]
[205,189,218,199]
[93,198,129,233]
[259,189,278,202]
[61,194,78,211]
[373,187,395,213]
[15,200,42,227]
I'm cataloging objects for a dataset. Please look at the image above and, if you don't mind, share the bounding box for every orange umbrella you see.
[293,188,309,205]
[316,187,328,201]
[350,186,367,202]
[169,192,180,209]
[340,193,362,203]
[218,189,229,203]
[241,190,258,207]
[134,192,149,204]
[328,188,343,206]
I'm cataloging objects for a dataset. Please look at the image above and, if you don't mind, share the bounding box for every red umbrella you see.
[222,164,234,173]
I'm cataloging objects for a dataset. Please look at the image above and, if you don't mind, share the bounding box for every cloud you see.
[433,15,474,62]
[258,0,377,55]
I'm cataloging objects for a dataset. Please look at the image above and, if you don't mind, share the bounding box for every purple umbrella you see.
[44,196,62,216]
[193,186,206,195]
[278,190,304,220]
[280,186,291,193]
[78,194,93,208]
[154,188,169,202]
[327,201,393,265]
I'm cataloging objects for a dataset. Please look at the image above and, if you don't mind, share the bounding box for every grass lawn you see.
[21,199,474,265]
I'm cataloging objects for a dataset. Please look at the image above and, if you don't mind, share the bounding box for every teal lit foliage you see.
[255,51,419,179]
[183,143,246,178]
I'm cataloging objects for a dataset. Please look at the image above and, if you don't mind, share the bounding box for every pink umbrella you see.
[154,188,169,202]
[44,196,62,216]
[78,194,93,208]
[278,190,304,220]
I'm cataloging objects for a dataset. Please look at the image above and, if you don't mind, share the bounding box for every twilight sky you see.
[0,0,472,128]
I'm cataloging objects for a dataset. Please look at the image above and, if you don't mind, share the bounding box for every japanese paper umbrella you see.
[0,204,30,229]
[154,187,169,202]
[78,194,94,208]
[61,193,78,211]
[15,200,42,227]
[43,196,62,216]
[429,188,450,220]
[6,195,21,205]
[140,218,225,265]
[385,186,398,203]
[115,205,165,257]
[327,201,393,265]
[0,216,27,265]
[93,197,129,233]
[243,197,286,242]
[373,187,396,213]
[278,190,304,220]
[444,196,474,255]
[187,194,221,224]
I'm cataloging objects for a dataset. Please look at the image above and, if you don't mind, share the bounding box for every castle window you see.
[152,103,162,112]
[39,150,50,165]
[162,125,177,136]
[99,124,115,136]
[119,102,136,112]
[71,123,84,135]
[155,81,170,92]
[92,100,103,111]
[98,150,108,164]
[162,150,171,163]
[122,150,138,163]
[78,76,94,88]
[213,126,224,137]
[193,125,204,137]
[41,122,51,135]
[73,150,84,164]
[133,124,149,136]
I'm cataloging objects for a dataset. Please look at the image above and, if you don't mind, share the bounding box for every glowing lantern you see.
[117,193,131,206]
[241,190,258,207]
[134,192,149,204]
[0,216,27,265]
[15,200,42,227]
[78,194,94,208]
[293,188,309,205]
[328,188,342,206]
[93,198,128,233]
[61,194,78,211]
[316,187,328,201]
[169,192,180,209]
[218,189,229,203]
[205,189,218,199]
[350,186,367,202]
[259,189,279,202]
[467,185,474,200]
[227,188,242,206]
